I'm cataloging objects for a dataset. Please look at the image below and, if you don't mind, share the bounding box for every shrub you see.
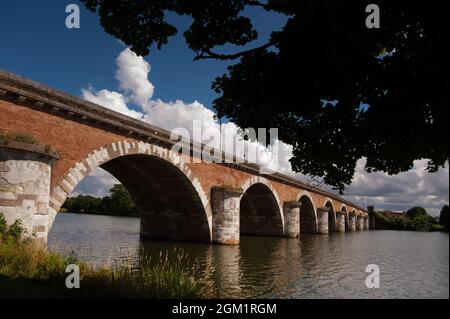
[0,131,39,145]
[0,214,7,235]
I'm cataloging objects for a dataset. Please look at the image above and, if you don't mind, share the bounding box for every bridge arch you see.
[48,140,212,243]
[239,177,284,237]
[297,192,318,234]
[324,199,337,232]
[341,205,349,231]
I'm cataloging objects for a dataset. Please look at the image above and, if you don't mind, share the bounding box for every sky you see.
[0,1,448,216]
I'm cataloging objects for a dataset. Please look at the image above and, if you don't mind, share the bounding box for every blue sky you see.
[0,0,286,111]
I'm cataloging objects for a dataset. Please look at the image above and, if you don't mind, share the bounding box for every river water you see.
[48,213,449,299]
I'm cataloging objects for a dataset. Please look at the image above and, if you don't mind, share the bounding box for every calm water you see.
[48,213,449,299]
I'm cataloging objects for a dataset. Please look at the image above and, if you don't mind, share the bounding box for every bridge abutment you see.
[211,187,242,245]
[283,201,301,238]
[0,143,58,242]
[317,207,329,234]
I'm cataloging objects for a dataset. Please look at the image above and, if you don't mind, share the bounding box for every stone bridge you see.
[0,70,369,244]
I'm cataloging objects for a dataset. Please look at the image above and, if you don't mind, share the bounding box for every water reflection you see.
[48,213,449,299]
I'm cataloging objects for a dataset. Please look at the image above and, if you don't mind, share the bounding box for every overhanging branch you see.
[193,41,276,61]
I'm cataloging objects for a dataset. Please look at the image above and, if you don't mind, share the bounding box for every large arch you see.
[48,140,212,243]
[298,194,318,234]
[239,177,284,237]
[324,199,337,232]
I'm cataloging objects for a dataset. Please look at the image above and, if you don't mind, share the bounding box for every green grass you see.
[0,215,207,299]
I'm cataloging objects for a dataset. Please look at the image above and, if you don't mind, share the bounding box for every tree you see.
[62,195,102,214]
[81,0,449,192]
[405,207,427,219]
[439,205,449,231]
[61,185,138,216]
[101,184,138,217]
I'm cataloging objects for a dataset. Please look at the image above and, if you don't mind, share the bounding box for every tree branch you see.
[193,41,276,61]
[244,0,267,8]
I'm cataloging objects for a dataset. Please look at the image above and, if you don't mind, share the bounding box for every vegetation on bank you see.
[373,206,448,232]
[0,214,206,299]
[61,184,138,217]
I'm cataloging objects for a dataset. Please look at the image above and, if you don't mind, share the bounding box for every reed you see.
[0,214,207,298]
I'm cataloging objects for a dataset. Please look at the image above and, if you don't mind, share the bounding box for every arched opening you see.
[299,195,317,234]
[101,154,210,242]
[49,141,212,244]
[325,201,336,232]
[240,183,283,237]
[342,206,349,231]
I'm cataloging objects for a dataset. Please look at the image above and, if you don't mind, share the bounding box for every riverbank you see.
[0,215,206,299]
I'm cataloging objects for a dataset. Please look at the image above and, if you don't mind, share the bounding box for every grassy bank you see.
[0,215,206,299]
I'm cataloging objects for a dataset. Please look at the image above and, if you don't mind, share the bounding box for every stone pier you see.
[317,207,329,234]
[348,214,357,231]
[336,211,346,232]
[211,187,242,244]
[0,142,58,241]
[364,217,369,230]
[357,216,364,231]
[283,201,301,238]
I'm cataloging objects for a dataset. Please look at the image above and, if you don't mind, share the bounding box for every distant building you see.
[382,211,406,219]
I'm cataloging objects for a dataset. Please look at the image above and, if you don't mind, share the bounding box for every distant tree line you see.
[374,206,449,232]
[61,184,138,217]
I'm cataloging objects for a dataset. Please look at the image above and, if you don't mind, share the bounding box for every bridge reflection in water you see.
[48,213,449,299]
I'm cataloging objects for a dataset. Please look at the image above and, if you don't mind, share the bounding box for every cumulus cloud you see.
[82,88,144,119]
[346,159,449,216]
[78,48,449,216]
[71,167,120,198]
[116,48,155,106]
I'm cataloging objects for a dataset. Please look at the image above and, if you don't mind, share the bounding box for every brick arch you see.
[47,140,212,242]
[297,191,318,234]
[324,198,337,232]
[239,176,284,236]
[340,205,349,231]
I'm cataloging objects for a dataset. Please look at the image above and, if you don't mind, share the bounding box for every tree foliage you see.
[81,0,449,192]
[375,207,443,231]
[62,184,138,217]
[405,206,427,219]
[439,205,449,231]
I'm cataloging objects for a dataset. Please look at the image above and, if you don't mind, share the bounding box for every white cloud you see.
[71,167,119,198]
[345,159,449,216]
[116,48,155,106]
[82,88,144,119]
[77,48,449,216]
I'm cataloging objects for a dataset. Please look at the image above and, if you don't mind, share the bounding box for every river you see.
[48,213,449,299]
